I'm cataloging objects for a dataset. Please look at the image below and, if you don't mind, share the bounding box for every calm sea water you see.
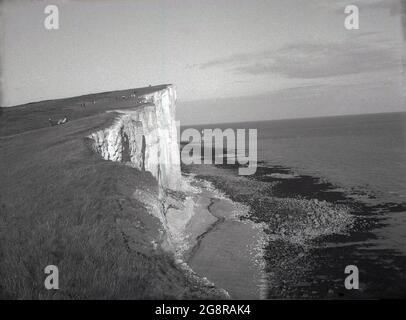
[258,112,406,203]
[183,112,406,298]
[203,112,406,204]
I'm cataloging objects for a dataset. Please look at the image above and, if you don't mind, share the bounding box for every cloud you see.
[192,39,403,80]
[235,42,402,79]
[188,51,265,69]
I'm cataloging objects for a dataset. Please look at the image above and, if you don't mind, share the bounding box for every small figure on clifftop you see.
[57,116,68,125]
[49,116,68,126]
[48,118,56,126]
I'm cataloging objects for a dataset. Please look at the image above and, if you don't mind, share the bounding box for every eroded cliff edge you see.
[87,85,229,297]
[89,85,181,192]
[88,85,183,237]
[0,84,226,299]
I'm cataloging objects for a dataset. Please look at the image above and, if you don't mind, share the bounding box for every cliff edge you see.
[88,85,181,192]
[0,85,225,299]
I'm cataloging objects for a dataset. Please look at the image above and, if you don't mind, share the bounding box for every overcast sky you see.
[1,0,405,124]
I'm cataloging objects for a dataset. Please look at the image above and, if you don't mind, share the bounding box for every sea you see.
[181,111,406,299]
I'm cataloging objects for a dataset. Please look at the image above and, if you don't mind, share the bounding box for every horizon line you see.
[179,110,406,127]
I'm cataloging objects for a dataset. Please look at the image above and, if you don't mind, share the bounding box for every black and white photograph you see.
[0,0,405,306]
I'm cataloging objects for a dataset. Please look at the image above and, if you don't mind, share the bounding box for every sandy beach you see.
[169,176,266,299]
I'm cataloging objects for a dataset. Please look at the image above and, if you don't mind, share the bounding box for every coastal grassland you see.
[0,85,168,137]
[0,95,222,299]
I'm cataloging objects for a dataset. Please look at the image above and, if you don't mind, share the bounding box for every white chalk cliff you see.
[89,85,181,192]
[88,85,196,253]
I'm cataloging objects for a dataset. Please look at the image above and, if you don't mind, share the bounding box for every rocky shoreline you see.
[165,174,266,299]
[181,161,406,299]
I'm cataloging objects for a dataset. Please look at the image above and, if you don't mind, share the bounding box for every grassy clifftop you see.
[0,85,168,137]
[0,87,222,299]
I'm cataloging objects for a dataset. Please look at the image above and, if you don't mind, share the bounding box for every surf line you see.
[186,197,225,262]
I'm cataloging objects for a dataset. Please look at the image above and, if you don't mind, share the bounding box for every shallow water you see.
[189,220,264,299]
[182,112,406,298]
[185,179,265,299]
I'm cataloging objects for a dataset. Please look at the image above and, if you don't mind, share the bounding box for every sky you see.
[0,0,405,124]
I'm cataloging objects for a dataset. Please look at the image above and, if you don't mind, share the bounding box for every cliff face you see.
[0,84,229,299]
[89,85,181,192]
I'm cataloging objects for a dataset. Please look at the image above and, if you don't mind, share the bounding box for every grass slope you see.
[0,85,168,137]
[0,87,221,299]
